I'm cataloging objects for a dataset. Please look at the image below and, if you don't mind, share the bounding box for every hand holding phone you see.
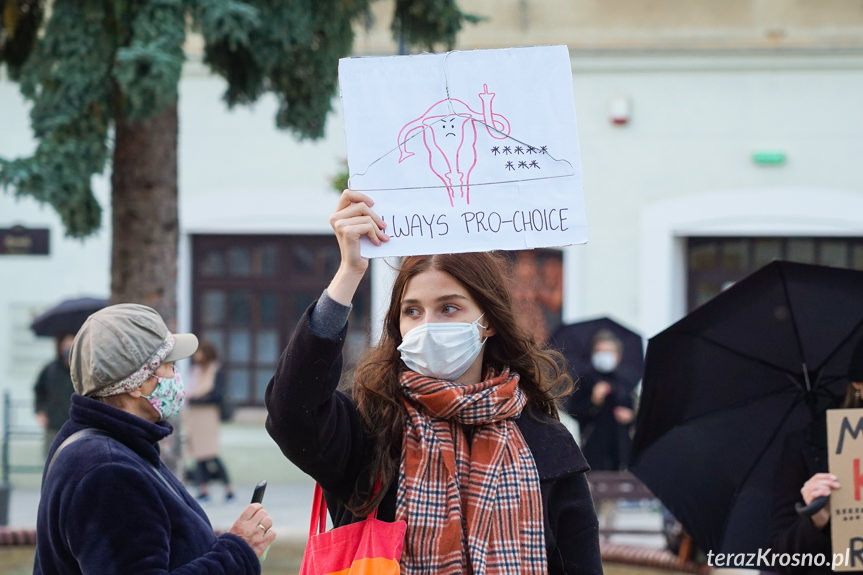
[251,480,267,504]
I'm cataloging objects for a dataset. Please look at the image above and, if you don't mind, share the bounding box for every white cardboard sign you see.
[338,45,587,258]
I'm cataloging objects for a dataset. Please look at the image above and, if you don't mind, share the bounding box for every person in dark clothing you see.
[265,190,603,575]
[768,336,863,574]
[35,303,276,575]
[33,333,75,456]
[566,330,636,471]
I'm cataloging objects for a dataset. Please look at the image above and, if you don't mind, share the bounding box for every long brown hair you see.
[842,381,863,409]
[349,252,572,515]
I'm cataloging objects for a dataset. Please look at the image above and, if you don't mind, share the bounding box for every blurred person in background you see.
[33,333,75,456]
[566,330,636,471]
[183,339,235,502]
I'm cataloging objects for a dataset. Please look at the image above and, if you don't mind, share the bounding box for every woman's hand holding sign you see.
[328,189,389,306]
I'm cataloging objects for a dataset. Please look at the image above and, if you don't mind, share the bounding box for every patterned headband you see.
[93,333,175,398]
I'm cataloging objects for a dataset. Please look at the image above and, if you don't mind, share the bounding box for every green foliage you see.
[2,0,476,238]
[330,158,349,194]
[1,0,43,78]
[192,1,263,105]
[113,0,186,121]
[194,0,374,140]
[1,0,115,236]
[392,0,482,51]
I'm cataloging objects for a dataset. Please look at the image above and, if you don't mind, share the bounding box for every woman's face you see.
[399,268,494,339]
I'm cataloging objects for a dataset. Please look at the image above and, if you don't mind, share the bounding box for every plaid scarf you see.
[396,369,547,575]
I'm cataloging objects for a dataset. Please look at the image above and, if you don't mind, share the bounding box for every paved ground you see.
[2,419,771,575]
[2,417,669,546]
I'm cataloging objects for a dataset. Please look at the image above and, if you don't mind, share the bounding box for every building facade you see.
[2,0,862,407]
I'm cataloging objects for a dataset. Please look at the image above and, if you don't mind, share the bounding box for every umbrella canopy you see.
[549,316,644,388]
[630,261,863,555]
[30,297,109,337]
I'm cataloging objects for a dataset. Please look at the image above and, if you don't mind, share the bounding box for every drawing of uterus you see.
[397,84,511,206]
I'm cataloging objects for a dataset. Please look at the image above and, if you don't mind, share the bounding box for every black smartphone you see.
[251,480,267,504]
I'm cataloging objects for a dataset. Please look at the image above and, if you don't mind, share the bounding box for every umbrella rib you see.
[718,392,804,552]
[811,317,863,374]
[676,373,801,431]
[684,332,806,387]
[777,264,810,383]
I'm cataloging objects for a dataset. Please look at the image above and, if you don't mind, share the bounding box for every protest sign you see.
[827,408,863,570]
[339,45,586,258]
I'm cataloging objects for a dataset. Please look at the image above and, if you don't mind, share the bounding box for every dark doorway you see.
[687,237,863,312]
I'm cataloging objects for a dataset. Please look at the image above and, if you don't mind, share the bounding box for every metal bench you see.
[587,470,661,538]
[588,471,707,573]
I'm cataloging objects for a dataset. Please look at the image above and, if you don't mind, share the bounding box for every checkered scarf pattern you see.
[396,368,547,575]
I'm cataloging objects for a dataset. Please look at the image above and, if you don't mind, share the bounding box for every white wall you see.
[3,48,863,397]
[639,188,863,338]
[568,51,863,335]
[0,82,112,396]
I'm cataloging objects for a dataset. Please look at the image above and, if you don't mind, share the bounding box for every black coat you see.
[769,422,863,574]
[566,368,634,471]
[265,305,603,575]
[33,358,73,430]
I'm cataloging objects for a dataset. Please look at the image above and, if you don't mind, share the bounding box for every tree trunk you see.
[110,101,183,474]
[110,102,179,327]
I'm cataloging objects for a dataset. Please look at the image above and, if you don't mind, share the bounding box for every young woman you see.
[183,340,235,502]
[266,190,602,574]
[769,336,863,575]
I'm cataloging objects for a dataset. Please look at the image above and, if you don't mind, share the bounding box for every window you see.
[506,248,564,344]
[687,237,863,312]
[192,235,371,406]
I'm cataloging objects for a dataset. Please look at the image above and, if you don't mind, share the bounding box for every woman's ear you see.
[483,322,496,338]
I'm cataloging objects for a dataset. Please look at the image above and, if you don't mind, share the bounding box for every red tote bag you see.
[299,483,407,575]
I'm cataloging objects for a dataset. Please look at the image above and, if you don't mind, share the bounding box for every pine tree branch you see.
[113,0,186,121]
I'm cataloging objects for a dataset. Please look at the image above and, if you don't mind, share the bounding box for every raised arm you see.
[265,190,388,498]
[327,189,388,306]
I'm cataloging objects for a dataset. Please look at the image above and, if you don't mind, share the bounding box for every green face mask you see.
[142,367,185,420]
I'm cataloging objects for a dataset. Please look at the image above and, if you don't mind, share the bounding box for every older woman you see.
[35,304,275,574]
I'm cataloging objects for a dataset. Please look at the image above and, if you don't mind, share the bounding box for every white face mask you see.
[591,350,620,374]
[397,314,487,381]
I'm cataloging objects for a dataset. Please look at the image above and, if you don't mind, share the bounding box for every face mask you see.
[142,367,185,420]
[398,314,487,381]
[591,351,619,374]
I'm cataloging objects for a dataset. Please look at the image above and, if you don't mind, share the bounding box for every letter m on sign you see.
[837,416,863,455]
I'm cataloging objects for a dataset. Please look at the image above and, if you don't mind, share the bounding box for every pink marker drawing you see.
[397,84,511,206]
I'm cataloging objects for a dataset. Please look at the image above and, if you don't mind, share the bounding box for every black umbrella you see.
[549,316,644,388]
[630,261,863,555]
[30,297,108,337]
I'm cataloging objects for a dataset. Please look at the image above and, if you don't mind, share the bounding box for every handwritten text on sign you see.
[828,409,863,570]
[339,46,587,258]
